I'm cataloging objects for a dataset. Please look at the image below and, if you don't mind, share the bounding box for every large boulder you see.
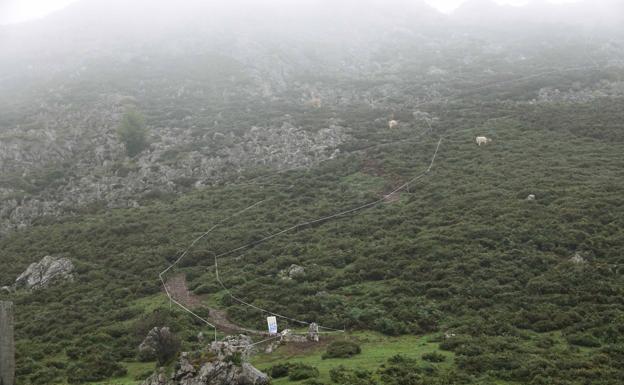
[139,327,178,362]
[14,255,74,290]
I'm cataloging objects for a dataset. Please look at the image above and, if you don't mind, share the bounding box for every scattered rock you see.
[307,323,320,342]
[444,332,456,339]
[142,335,270,385]
[279,264,305,280]
[1,286,11,294]
[210,335,256,361]
[570,253,586,264]
[14,255,74,290]
[280,329,307,343]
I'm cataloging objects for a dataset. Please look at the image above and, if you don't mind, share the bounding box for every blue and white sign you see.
[267,316,278,334]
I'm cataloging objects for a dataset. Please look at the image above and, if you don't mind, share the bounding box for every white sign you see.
[267,316,278,334]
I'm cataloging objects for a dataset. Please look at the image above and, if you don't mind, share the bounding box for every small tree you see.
[117,109,148,157]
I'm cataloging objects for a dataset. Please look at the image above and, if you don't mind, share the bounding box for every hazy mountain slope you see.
[1,1,624,384]
[1,0,622,235]
[1,77,624,384]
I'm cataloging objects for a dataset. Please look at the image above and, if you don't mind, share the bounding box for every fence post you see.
[0,301,15,385]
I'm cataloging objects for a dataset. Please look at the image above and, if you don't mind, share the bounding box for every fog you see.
[2,0,623,55]
[1,0,622,94]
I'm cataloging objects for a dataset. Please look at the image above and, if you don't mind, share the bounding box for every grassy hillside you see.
[1,82,623,385]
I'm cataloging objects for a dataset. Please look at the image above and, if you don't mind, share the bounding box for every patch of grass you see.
[253,332,453,384]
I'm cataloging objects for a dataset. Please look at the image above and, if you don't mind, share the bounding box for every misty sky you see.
[0,0,584,25]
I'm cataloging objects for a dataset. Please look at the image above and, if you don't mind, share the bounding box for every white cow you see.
[476,136,492,146]
[388,120,399,129]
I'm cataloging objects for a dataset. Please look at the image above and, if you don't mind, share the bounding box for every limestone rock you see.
[570,253,586,264]
[142,369,171,385]
[279,264,305,280]
[139,327,175,361]
[141,335,269,385]
[280,329,307,343]
[307,322,320,342]
[210,335,256,361]
[14,255,74,290]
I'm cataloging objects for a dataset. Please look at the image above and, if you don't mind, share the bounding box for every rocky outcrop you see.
[210,335,257,361]
[0,105,350,236]
[307,323,320,342]
[279,264,305,280]
[141,335,269,385]
[14,255,74,290]
[139,327,175,361]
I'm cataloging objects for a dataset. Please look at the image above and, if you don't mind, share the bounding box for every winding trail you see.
[165,273,266,336]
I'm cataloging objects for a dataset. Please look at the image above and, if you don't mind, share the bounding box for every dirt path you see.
[165,274,266,336]
[208,307,267,336]
[164,274,202,308]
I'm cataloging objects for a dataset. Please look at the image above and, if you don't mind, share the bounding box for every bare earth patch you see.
[164,273,202,308]
[164,273,266,335]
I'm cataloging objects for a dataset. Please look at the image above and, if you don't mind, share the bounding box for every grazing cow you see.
[388,120,399,129]
[476,136,492,146]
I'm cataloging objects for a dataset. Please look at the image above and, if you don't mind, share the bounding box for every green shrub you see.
[269,363,290,378]
[303,380,326,385]
[422,352,446,362]
[288,363,319,381]
[322,340,362,359]
[134,369,155,381]
[567,333,601,348]
[117,109,148,157]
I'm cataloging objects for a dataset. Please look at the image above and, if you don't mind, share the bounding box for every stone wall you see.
[0,301,15,385]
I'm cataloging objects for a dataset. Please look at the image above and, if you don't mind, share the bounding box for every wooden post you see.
[0,301,15,385]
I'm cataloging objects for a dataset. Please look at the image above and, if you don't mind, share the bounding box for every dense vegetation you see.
[1,9,624,384]
[2,77,623,383]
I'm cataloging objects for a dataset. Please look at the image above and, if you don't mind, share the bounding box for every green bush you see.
[303,380,326,385]
[567,333,601,348]
[322,340,362,359]
[269,363,290,378]
[66,352,127,383]
[288,363,319,381]
[117,109,148,157]
[422,352,446,362]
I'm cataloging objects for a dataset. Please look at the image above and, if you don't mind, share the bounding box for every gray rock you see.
[141,335,269,385]
[280,329,307,343]
[210,335,256,361]
[307,323,320,342]
[14,255,74,290]
[139,327,174,361]
[142,369,170,385]
[280,264,305,280]
[570,253,586,264]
